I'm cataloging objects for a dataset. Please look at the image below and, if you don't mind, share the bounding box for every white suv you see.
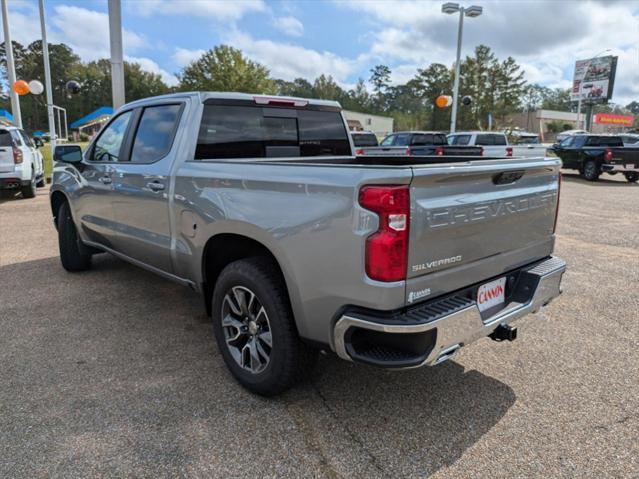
[0,126,45,198]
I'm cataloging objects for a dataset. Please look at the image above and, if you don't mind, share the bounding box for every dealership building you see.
[343,110,394,138]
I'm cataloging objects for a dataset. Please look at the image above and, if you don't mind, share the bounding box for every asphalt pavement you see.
[0,173,637,478]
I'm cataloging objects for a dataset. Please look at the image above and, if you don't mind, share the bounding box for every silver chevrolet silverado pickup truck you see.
[50,92,566,395]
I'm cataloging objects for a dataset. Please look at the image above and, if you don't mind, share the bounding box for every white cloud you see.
[125,56,179,86]
[339,0,639,104]
[128,0,266,21]
[50,5,146,61]
[226,31,361,85]
[273,16,304,37]
[172,47,206,68]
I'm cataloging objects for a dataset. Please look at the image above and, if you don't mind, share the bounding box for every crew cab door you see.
[109,102,184,273]
[73,110,134,248]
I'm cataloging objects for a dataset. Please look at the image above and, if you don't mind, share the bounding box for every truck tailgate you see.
[405,157,560,303]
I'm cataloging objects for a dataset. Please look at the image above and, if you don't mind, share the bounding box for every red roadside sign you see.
[594,113,634,127]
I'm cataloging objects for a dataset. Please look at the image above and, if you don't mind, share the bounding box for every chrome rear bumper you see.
[333,256,566,368]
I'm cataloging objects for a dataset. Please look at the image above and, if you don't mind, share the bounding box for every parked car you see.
[0,126,45,198]
[556,129,587,142]
[358,131,483,157]
[551,134,639,182]
[448,131,549,158]
[620,134,639,145]
[50,92,566,395]
[350,131,378,149]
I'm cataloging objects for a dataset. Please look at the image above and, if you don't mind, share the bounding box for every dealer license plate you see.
[477,277,506,313]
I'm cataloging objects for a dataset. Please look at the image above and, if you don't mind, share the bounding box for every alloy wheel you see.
[221,286,272,374]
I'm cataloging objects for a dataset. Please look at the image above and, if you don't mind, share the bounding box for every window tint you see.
[130,104,182,163]
[475,134,494,145]
[433,134,447,145]
[19,130,33,148]
[393,133,411,146]
[449,134,470,145]
[492,135,507,145]
[411,134,433,145]
[0,130,13,147]
[93,111,132,161]
[195,105,350,159]
[559,137,574,147]
[10,130,23,146]
[380,135,395,146]
[351,133,378,147]
[585,136,623,147]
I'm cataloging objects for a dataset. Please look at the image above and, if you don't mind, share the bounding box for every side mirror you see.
[54,145,83,164]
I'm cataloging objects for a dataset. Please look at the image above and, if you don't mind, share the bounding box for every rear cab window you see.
[475,134,507,146]
[195,103,350,159]
[351,133,378,147]
[448,134,470,146]
[585,136,623,147]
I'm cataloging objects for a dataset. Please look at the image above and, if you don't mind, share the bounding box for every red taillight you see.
[553,172,562,233]
[359,185,410,282]
[435,146,444,156]
[604,149,613,162]
[12,146,23,164]
[406,147,412,156]
[355,148,365,156]
[480,146,484,156]
[506,147,513,157]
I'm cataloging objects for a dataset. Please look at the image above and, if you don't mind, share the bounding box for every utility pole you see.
[1,0,22,128]
[38,0,56,162]
[108,0,125,109]
[449,8,463,134]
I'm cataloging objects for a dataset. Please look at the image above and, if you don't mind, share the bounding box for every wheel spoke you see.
[222,314,245,343]
[255,337,270,361]
[257,330,272,348]
[248,338,262,373]
[223,293,242,316]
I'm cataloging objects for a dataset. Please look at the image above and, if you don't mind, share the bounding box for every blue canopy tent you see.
[0,109,14,125]
[70,106,113,137]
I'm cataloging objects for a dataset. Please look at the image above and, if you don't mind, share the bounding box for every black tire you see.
[211,257,317,396]
[57,201,92,271]
[21,172,36,198]
[624,172,638,183]
[582,160,600,181]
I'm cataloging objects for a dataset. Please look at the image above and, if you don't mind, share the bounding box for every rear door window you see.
[130,104,182,163]
[380,135,395,146]
[195,104,350,159]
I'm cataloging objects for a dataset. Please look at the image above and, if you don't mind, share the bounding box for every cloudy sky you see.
[2,0,638,104]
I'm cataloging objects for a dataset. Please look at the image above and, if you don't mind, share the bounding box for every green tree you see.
[178,45,274,93]
[369,64,391,111]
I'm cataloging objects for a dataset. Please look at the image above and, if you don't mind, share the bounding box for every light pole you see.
[576,48,610,130]
[1,0,22,128]
[38,0,56,162]
[108,0,125,109]
[442,2,482,133]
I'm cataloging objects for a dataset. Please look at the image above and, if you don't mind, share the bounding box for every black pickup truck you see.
[551,134,639,182]
[357,131,483,157]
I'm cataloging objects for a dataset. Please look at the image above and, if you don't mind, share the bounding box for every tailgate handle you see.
[493,170,524,185]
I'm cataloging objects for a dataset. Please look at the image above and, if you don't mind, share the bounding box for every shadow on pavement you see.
[0,253,515,478]
[562,172,637,187]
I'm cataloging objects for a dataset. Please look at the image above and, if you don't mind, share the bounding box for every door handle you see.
[98,176,112,185]
[146,181,165,192]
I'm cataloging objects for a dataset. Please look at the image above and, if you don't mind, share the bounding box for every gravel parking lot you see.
[1,174,637,478]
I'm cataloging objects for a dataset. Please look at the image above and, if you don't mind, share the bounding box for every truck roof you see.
[448,131,506,136]
[123,91,342,110]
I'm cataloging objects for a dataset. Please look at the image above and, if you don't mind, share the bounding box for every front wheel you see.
[211,257,317,396]
[582,160,600,181]
[624,172,638,183]
[57,201,92,271]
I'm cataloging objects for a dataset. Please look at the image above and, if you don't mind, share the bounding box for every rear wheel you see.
[582,160,600,181]
[211,257,317,395]
[58,201,92,271]
[21,171,36,198]
[36,177,45,187]
[624,172,638,183]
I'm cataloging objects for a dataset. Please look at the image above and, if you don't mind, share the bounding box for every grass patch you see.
[40,142,89,179]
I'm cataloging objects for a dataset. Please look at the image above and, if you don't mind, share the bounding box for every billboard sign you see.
[571,55,618,103]
[594,113,634,127]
